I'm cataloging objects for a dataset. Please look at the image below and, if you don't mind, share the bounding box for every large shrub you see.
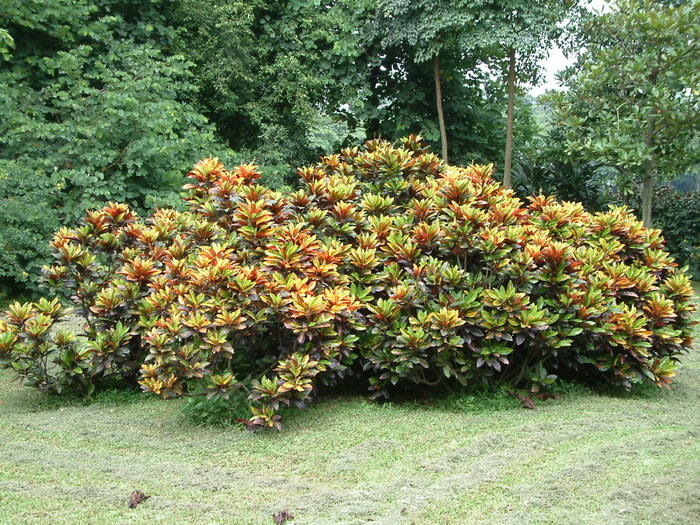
[0,137,696,429]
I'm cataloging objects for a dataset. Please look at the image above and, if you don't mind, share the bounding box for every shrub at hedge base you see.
[0,137,696,429]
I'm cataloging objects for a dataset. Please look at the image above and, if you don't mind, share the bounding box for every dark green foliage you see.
[511,154,613,211]
[0,0,230,293]
[0,163,59,293]
[551,0,700,226]
[627,187,700,277]
[167,0,374,170]
[363,51,510,166]
[181,389,251,427]
[509,109,614,212]
[0,0,554,297]
[167,0,534,171]
[375,0,576,176]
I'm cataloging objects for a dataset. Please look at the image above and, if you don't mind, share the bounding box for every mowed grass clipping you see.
[0,289,699,524]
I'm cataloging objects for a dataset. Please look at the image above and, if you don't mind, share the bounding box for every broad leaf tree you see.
[552,0,700,226]
[0,28,12,60]
[0,0,228,291]
[364,50,513,166]
[376,0,574,178]
[169,0,378,170]
[376,0,472,162]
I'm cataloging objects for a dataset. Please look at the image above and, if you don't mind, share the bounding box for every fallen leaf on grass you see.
[128,490,150,509]
[535,392,560,401]
[273,509,294,524]
[508,390,537,410]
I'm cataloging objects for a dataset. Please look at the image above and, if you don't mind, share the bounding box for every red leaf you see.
[273,509,295,524]
[127,490,150,509]
[509,390,537,410]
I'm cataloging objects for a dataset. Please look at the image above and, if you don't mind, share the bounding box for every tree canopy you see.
[376,0,576,181]
[0,0,229,290]
[551,0,700,226]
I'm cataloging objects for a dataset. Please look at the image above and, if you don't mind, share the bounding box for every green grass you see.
[1,290,699,524]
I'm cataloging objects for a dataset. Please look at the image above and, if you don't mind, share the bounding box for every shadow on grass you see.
[595,380,678,401]
[10,385,153,413]
[2,364,689,428]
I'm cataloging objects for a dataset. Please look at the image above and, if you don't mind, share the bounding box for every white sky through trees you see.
[529,0,610,95]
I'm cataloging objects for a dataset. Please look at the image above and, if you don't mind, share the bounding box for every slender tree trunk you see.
[503,47,516,189]
[434,55,448,163]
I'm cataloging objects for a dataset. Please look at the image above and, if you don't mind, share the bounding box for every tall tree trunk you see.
[434,55,448,163]
[503,47,516,189]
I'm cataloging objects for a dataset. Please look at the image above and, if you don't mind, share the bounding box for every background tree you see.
[467,0,577,187]
[376,0,575,178]
[171,0,519,170]
[0,0,228,293]
[376,0,476,162]
[0,28,12,59]
[168,0,377,175]
[551,0,700,226]
[359,42,512,166]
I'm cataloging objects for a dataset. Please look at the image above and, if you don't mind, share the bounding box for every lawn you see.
[1,289,699,524]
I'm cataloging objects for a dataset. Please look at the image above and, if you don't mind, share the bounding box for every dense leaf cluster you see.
[169,0,525,170]
[0,138,696,429]
[0,0,230,292]
[511,155,613,212]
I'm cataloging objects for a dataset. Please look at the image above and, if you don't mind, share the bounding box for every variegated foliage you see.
[1,137,696,428]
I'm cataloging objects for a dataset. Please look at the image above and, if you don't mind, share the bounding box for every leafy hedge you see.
[0,137,696,429]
